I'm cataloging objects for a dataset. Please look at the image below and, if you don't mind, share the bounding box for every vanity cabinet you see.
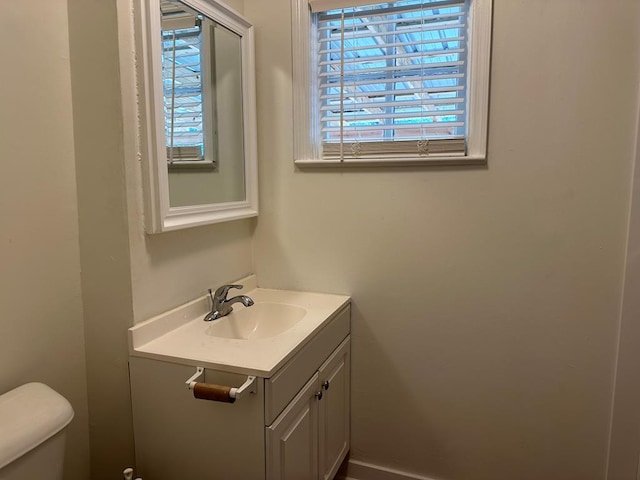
[318,338,350,480]
[267,373,320,480]
[129,304,350,480]
[267,337,350,480]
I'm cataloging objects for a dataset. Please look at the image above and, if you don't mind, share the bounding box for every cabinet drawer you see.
[265,305,350,425]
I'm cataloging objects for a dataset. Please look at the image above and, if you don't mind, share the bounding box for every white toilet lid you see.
[0,382,74,469]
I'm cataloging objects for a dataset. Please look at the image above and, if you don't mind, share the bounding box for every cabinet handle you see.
[315,391,323,401]
[322,380,330,391]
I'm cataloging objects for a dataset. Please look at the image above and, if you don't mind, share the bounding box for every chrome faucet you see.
[203,284,254,322]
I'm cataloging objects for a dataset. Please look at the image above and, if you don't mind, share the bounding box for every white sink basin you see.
[205,303,307,340]
[128,276,350,376]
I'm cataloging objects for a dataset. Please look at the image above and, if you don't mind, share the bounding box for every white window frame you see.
[291,0,493,167]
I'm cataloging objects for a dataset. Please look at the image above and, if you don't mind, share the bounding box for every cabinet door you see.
[318,337,350,480]
[267,373,320,480]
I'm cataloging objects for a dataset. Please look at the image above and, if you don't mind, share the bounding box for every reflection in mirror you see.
[161,0,245,208]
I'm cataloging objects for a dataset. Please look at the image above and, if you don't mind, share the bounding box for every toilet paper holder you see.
[185,367,257,402]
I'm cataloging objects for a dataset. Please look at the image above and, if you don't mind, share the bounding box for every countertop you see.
[128,276,350,377]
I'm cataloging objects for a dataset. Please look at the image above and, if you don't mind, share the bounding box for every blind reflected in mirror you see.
[160,0,245,208]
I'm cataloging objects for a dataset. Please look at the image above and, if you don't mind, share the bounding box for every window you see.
[161,0,216,167]
[292,0,492,166]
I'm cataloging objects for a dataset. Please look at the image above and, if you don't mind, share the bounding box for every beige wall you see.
[248,0,640,479]
[65,0,254,478]
[118,0,254,325]
[3,1,638,479]
[0,1,91,479]
[607,94,640,479]
[67,0,136,478]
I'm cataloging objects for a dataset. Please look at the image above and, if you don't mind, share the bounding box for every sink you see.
[129,275,351,376]
[205,303,307,340]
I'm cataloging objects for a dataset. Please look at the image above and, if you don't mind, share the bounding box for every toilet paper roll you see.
[192,382,236,403]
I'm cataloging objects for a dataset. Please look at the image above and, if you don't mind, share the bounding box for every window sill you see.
[294,155,487,168]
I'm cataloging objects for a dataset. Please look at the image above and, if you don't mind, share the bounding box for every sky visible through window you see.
[318,0,466,143]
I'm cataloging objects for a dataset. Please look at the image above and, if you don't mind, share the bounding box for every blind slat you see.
[319,42,464,56]
[322,138,466,157]
[318,20,464,37]
[161,14,198,31]
[319,73,464,89]
[318,34,463,50]
[321,97,464,111]
[166,146,204,161]
[321,86,465,99]
[321,122,464,133]
[311,0,464,14]
[319,60,464,75]
[322,109,464,121]
[319,13,463,30]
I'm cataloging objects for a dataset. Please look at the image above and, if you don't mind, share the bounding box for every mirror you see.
[138,0,257,232]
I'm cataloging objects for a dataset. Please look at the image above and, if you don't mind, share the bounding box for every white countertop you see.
[128,276,350,377]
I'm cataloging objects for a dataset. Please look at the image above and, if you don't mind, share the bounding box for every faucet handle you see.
[212,284,243,301]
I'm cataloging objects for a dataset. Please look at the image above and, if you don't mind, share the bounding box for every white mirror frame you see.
[136,0,258,233]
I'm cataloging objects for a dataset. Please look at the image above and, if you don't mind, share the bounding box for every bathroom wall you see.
[607,90,640,478]
[117,0,253,325]
[12,1,634,479]
[249,1,640,479]
[65,0,254,477]
[0,1,91,479]
[67,0,137,477]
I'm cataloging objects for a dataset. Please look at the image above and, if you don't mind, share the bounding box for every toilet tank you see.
[0,382,74,480]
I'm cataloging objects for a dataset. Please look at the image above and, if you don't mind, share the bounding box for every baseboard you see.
[336,459,441,480]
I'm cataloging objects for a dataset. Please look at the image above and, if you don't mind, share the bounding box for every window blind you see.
[161,10,205,163]
[314,0,468,159]
[310,0,388,12]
